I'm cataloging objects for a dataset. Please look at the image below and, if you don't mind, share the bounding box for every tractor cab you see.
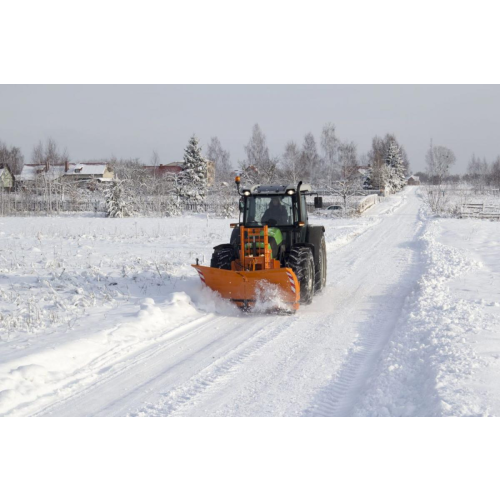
[192,178,326,312]
[237,183,312,261]
[240,184,310,229]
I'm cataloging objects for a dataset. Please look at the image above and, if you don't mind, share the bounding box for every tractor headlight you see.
[286,189,295,195]
[243,190,251,196]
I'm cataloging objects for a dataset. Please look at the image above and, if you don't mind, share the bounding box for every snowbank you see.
[353,207,491,416]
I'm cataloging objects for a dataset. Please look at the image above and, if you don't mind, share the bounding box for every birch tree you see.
[300,132,320,186]
[241,124,277,184]
[281,141,304,184]
[207,136,232,184]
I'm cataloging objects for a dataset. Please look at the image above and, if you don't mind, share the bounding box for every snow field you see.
[0,211,382,416]
[2,188,498,417]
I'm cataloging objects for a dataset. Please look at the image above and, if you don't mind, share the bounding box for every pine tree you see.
[105,181,131,218]
[385,141,406,192]
[178,135,208,202]
[363,167,373,189]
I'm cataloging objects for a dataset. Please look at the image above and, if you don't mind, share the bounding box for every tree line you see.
[414,141,500,190]
[207,123,409,192]
[2,125,411,217]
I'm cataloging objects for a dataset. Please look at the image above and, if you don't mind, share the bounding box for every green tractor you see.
[193,179,326,310]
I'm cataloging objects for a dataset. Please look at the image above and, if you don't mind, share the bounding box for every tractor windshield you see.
[244,195,294,227]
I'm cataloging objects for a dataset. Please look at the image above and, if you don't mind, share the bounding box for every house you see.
[143,162,185,177]
[63,162,114,182]
[0,164,14,191]
[17,163,64,183]
[143,160,215,186]
[407,175,420,185]
[17,162,113,185]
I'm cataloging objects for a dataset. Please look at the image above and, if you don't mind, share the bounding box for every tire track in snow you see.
[128,314,299,417]
[304,191,427,416]
[29,313,220,416]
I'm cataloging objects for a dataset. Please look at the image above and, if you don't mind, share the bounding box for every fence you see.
[461,202,500,219]
[355,194,379,214]
[0,196,238,217]
[0,198,105,216]
[316,189,383,197]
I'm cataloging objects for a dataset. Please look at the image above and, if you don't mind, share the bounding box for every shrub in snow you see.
[105,181,131,218]
[165,196,182,217]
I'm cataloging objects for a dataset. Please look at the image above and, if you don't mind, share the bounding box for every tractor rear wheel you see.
[287,247,315,305]
[210,246,235,270]
[315,236,327,292]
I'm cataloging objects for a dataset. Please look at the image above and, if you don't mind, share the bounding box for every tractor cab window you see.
[244,195,293,226]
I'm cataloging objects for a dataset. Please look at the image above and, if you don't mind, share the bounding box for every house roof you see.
[143,163,184,176]
[164,162,184,168]
[17,163,109,181]
[66,163,108,176]
[17,164,48,181]
[0,165,13,176]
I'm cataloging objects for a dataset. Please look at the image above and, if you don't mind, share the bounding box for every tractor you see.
[192,177,326,311]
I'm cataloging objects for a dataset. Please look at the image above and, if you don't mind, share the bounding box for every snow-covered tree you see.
[467,153,489,192]
[105,181,131,218]
[385,141,406,192]
[178,135,208,202]
[240,124,278,184]
[332,177,362,212]
[425,141,456,185]
[368,134,409,189]
[0,141,24,175]
[281,141,305,184]
[300,132,320,185]
[490,157,500,188]
[207,136,232,185]
[320,122,340,185]
[363,167,373,189]
[32,137,69,165]
[164,195,182,217]
[338,141,358,180]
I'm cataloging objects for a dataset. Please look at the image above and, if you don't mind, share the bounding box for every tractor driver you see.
[261,196,288,225]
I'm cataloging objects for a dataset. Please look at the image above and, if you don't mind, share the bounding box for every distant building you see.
[0,164,14,191]
[63,162,114,182]
[143,162,185,177]
[143,160,215,186]
[17,163,59,183]
[17,162,113,184]
[407,175,420,185]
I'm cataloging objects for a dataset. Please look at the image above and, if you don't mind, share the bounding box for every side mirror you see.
[239,199,244,212]
[314,196,323,208]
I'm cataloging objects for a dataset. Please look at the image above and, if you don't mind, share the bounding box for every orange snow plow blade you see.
[192,265,300,311]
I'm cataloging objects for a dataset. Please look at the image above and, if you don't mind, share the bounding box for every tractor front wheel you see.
[287,247,315,305]
[210,245,235,270]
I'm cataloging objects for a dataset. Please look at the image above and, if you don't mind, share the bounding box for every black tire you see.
[314,236,327,292]
[210,246,235,270]
[286,247,315,305]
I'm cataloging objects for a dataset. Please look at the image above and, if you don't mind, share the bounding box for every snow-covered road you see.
[1,187,495,416]
[33,189,423,416]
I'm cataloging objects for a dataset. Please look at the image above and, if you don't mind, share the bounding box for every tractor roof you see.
[249,184,312,195]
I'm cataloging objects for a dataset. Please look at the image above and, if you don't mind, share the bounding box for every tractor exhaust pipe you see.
[296,181,303,226]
